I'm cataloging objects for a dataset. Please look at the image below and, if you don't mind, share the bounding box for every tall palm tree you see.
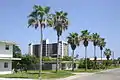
[28,5,50,78]
[48,11,68,72]
[98,38,106,61]
[91,33,100,69]
[104,48,111,60]
[104,48,112,67]
[67,32,79,71]
[80,30,90,71]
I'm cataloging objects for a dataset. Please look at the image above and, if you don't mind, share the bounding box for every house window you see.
[5,45,9,50]
[4,62,8,68]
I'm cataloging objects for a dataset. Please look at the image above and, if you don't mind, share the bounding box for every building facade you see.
[0,41,21,74]
[28,40,69,58]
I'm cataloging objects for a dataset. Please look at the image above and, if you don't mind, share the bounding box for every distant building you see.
[28,39,69,58]
[89,57,112,64]
[89,58,108,61]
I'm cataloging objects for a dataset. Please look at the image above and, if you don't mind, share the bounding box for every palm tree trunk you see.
[101,50,102,61]
[72,50,74,71]
[85,46,87,71]
[107,57,109,68]
[94,46,96,69]
[56,35,59,72]
[94,46,96,59]
[39,23,43,79]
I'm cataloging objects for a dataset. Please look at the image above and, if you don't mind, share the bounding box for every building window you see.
[4,62,8,68]
[5,45,9,50]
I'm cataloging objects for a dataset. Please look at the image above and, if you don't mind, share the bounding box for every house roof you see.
[0,41,17,45]
[0,57,21,60]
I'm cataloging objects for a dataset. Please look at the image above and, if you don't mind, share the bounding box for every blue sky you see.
[0,0,120,58]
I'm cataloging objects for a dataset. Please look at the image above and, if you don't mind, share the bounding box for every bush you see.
[103,60,113,67]
[42,57,52,61]
[99,64,106,69]
[42,57,56,61]
[78,59,84,68]
[62,56,73,61]
[78,58,94,69]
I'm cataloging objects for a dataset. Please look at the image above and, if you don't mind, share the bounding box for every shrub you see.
[78,58,94,69]
[42,57,52,61]
[62,56,73,61]
[42,57,56,61]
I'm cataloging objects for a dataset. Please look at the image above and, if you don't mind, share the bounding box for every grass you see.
[107,65,120,69]
[0,69,100,79]
[0,66,119,79]
[0,70,74,79]
[65,69,102,73]
[0,69,99,79]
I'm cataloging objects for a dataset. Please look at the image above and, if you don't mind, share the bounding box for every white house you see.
[0,41,21,74]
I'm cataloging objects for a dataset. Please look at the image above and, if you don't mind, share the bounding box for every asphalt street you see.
[73,68,120,80]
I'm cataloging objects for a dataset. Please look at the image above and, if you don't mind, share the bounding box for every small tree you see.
[118,57,120,64]
[12,45,22,69]
[13,45,22,58]
[20,55,38,71]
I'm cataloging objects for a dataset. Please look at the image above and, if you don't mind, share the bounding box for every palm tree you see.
[67,32,79,71]
[48,11,68,72]
[80,30,90,71]
[104,48,111,60]
[28,5,50,78]
[98,38,106,61]
[104,48,112,67]
[91,33,100,69]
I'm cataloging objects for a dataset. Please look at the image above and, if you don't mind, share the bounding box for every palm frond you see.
[104,48,112,56]
[50,11,69,36]
[44,6,50,14]
[28,18,37,28]
[28,11,38,19]
[91,33,100,46]
[98,37,106,48]
[28,5,51,29]
[67,32,79,50]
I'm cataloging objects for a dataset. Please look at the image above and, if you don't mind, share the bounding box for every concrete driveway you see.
[73,68,120,80]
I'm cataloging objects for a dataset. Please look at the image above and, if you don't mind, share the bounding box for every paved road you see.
[73,68,120,80]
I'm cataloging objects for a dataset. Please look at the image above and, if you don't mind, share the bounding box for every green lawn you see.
[0,70,74,79]
[107,65,120,69]
[0,69,100,79]
[0,67,118,79]
[65,69,102,73]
